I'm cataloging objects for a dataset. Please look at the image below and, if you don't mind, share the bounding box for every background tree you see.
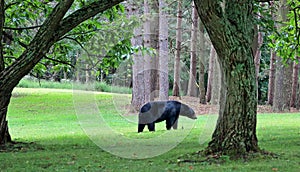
[205,44,216,103]
[273,0,293,112]
[187,1,198,98]
[158,0,169,100]
[172,0,182,97]
[198,20,206,104]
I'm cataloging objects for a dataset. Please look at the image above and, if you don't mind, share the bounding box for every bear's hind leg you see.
[138,124,146,133]
[147,123,155,132]
[172,119,178,129]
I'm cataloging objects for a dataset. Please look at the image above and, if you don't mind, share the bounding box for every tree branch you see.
[56,0,124,38]
[3,25,42,31]
[0,0,75,90]
[44,56,74,68]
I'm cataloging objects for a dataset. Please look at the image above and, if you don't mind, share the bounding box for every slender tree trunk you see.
[149,0,160,100]
[254,31,262,100]
[206,45,216,103]
[85,64,89,83]
[211,54,221,105]
[143,0,153,102]
[172,0,182,97]
[290,60,299,107]
[273,0,293,112]
[195,0,259,157]
[267,2,276,105]
[198,20,206,104]
[267,49,276,105]
[187,1,198,97]
[158,0,169,100]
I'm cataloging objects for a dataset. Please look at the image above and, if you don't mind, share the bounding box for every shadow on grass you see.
[0,141,44,153]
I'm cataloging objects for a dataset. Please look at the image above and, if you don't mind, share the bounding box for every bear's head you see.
[180,103,197,119]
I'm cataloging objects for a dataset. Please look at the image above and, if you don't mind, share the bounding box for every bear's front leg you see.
[147,123,155,132]
[138,124,146,133]
[166,119,173,130]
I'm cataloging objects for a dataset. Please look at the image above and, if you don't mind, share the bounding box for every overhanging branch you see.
[3,25,42,31]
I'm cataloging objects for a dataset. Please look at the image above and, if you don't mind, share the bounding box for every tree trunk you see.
[143,0,153,102]
[128,1,145,111]
[206,45,216,103]
[267,2,276,105]
[267,49,276,105]
[187,1,198,97]
[290,60,299,107]
[195,0,259,157]
[254,30,262,100]
[158,0,169,100]
[211,54,221,105]
[272,0,293,112]
[172,0,182,97]
[0,91,12,144]
[198,20,206,104]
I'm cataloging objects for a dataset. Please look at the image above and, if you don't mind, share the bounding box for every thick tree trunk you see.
[172,0,182,97]
[128,1,145,111]
[195,0,259,157]
[187,1,198,97]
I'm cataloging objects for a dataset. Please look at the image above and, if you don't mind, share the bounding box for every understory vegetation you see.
[0,88,299,171]
[17,78,132,94]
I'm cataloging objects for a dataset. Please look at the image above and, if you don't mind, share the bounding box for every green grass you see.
[0,88,299,171]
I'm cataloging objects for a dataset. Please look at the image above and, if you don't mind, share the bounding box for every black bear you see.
[138,100,197,132]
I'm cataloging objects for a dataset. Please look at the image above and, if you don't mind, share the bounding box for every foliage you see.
[1,88,299,171]
[268,0,300,60]
[3,1,136,81]
[17,78,132,94]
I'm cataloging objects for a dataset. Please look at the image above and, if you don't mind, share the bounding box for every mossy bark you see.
[194,0,259,157]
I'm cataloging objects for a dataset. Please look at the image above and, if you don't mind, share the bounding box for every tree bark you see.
[211,54,221,105]
[195,0,259,157]
[206,45,216,103]
[272,0,293,112]
[254,30,262,100]
[267,49,276,105]
[158,0,169,101]
[198,20,206,104]
[187,1,198,97]
[172,0,182,97]
[290,61,299,107]
[128,0,146,111]
[0,0,125,144]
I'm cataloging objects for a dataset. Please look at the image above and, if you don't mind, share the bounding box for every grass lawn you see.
[0,88,299,171]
